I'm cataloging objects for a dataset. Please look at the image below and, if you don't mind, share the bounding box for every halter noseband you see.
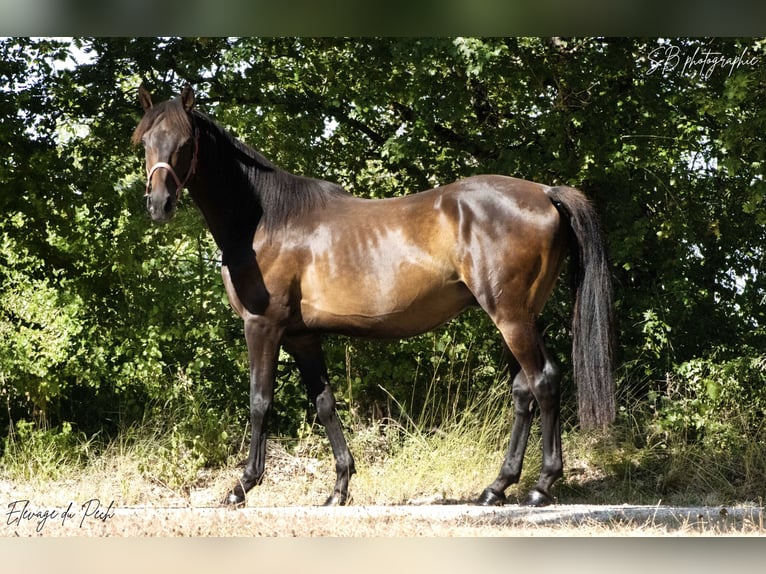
[144,127,200,199]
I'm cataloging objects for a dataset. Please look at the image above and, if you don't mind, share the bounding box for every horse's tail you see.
[546,186,616,429]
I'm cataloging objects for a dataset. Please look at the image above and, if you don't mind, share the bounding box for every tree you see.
[1,37,764,452]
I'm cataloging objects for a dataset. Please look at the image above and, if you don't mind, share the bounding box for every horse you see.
[132,84,616,508]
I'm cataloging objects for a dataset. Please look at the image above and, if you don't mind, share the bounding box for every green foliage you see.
[2,420,92,481]
[650,354,766,452]
[1,38,766,504]
[132,372,240,490]
[0,235,84,413]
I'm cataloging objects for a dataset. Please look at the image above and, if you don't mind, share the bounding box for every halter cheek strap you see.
[145,128,200,199]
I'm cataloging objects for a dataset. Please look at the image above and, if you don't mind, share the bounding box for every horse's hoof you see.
[224,491,245,507]
[323,492,348,507]
[523,488,553,507]
[477,488,507,506]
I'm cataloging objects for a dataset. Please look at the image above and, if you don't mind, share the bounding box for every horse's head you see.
[133,84,198,223]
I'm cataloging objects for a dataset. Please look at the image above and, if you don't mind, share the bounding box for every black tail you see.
[546,186,616,429]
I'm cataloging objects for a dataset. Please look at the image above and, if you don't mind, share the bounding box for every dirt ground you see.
[2,441,763,537]
[2,493,763,537]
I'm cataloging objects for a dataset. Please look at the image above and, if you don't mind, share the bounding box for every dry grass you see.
[2,422,765,537]
[3,380,765,536]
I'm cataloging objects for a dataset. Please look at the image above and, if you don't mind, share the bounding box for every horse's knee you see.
[314,385,337,421]
[251,393,271,420]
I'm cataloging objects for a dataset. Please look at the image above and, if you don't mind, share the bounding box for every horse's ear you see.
[138,83,153,111]
[180,84,195,112]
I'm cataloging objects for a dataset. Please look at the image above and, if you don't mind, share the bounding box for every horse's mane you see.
[133,95,349,233]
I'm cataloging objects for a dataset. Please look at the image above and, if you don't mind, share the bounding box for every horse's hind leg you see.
[478,366,535,506]
[525,335,563,506]
[283,335,356,506]
[479,320,562,507]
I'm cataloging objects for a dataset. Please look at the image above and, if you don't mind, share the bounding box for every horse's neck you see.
[190,159,263,257]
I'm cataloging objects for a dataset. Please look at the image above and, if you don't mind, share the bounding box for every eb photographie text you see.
[646,42,760,80]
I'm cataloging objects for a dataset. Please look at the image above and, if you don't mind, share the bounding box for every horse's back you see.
[252,174,565,337]
[436,175,560,228]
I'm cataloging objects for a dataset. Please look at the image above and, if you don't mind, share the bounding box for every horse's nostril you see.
[164,197,174,214]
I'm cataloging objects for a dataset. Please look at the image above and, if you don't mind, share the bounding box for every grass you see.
[3,375,766,535]
[2,423,764,536]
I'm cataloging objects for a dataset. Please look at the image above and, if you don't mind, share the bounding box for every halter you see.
[144,127,200,199]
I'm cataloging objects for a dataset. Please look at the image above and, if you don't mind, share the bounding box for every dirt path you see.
[3,502,763,536]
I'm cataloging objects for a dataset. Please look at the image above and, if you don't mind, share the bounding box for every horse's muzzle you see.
[146,191,177,223]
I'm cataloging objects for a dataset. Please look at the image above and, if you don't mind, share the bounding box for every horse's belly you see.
[299,280,476,338]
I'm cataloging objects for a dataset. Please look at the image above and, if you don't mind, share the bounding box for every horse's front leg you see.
[225,316,283,506]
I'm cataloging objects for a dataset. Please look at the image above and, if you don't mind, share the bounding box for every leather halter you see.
[144,127,200,199]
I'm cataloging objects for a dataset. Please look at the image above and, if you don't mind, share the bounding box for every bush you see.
[650,353,766,452]
[2,420,92,481]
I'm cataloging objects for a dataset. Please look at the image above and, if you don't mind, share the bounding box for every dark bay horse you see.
[133,84,615,507]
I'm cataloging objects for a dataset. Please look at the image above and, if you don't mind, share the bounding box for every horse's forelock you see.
[131,97,193,146]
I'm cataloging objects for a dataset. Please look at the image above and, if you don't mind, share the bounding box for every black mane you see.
[134,95,350,234]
